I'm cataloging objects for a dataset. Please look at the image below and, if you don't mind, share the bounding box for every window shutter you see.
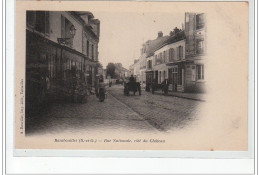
[181,46,183,59]
[166,50,169,62]
[173,49,175,61]
[176,47,179,60]
[202,65,204,80]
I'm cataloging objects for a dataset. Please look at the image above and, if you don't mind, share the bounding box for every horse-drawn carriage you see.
[124,80,141,96]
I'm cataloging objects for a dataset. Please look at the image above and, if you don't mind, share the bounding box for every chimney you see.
[158,31,163,38]
[174,27,180,34]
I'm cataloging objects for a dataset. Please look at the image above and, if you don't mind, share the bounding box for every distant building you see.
[114,63,129,79]
[130,31,170,83]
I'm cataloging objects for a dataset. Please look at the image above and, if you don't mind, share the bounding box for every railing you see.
[196,48,204,54]
[57,38,73,47]
[196,23,205,30]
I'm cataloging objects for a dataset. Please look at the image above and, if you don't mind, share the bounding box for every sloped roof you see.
[145,36,171,57]
[74,11,94,19]
[153,31,186,52]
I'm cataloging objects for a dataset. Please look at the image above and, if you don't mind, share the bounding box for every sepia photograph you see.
[15,1,249,151]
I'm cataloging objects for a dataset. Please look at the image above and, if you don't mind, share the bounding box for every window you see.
[169,48,174,62]
[61,16,74,38]
[156,53,162,64]
[26,11,50,34]
[156,54,162,65]
[178,67,182,85]
[87,41,89,57]
[196,13,205,30]
[185,13,190,22]
[178,46,183,60]
[197,65,204,80]
[91,44,94,60]
[196,39,204,54]
[48,55,56,78]
[148,60,152,69]
[163,51,166,62]
[168,69,172,84]
[61,15,75,47]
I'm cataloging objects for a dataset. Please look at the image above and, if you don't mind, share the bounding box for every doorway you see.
[172,67,178,92]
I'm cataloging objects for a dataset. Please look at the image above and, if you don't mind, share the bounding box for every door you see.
[172,67,178,92]
[155,71,158,84]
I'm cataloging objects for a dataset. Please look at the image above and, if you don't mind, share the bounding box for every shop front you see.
[167,62,185,92]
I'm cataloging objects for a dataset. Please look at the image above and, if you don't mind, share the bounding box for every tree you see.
[106,63,116,78]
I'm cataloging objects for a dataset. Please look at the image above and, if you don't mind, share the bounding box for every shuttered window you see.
[169,48,174,62]
[87,41,89,57]
[163,51,166,63]
[177,46,183,60]
[197,65,204,80]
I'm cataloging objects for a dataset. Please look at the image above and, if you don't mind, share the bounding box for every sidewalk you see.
[152,90,206,102]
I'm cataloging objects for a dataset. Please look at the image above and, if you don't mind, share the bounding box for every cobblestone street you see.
[108,85,203,132]
[26,85,203,136]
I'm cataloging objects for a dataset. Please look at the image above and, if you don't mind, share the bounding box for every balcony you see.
[196,48,204,55]
[196,23,205,30]
[57,38,74,48]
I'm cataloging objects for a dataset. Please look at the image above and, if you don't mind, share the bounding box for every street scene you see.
[25,10,206,135]
[26,84,203,135]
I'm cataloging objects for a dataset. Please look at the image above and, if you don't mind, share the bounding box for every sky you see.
[92,11,184,69]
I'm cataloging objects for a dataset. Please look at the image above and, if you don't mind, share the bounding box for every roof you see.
[74,11,94,19]
[145,36,171,57]
[153,31,185,52]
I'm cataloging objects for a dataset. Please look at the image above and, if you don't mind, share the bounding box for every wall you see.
[49,12,62,43]
[49,12,83,53]
[185,63,206,93]
[184,12,196,57]
[83,32,98,60]
[154,40,185,64]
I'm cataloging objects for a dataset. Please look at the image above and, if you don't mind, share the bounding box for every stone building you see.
[153,28,186,92]
[26,11,100,107]
[129,12,206,93]
[184,12,206,92]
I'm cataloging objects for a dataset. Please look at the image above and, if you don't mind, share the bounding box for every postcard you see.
[15,1,249,152]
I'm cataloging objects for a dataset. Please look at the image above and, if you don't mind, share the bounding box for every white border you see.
[5,0,256,174]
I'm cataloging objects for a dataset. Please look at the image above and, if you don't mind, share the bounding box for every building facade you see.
[26,11,100,107]
[130,31,170,84]
[184,12,206,92]
[130,12,206,93]
[154,29,186,92]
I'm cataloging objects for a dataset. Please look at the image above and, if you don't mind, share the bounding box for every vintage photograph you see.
[15,1,248,150]
[25,10,205,134]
